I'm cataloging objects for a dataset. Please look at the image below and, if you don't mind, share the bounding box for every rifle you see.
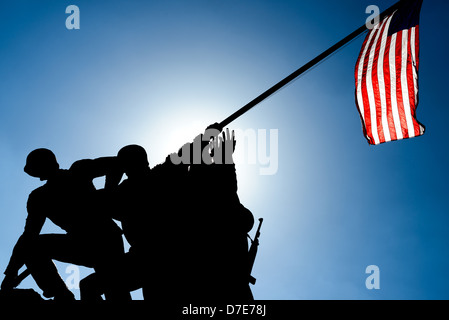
[12,269,31,288]
[248,218,263,285]
[0,268,31,293]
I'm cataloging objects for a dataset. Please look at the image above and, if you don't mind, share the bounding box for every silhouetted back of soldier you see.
[113,145,172,299]
[133,145,200,300]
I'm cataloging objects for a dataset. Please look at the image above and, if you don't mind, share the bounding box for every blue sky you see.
[1,0,448,300]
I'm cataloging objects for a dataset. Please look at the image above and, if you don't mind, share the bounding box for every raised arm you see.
[69,157,123,188]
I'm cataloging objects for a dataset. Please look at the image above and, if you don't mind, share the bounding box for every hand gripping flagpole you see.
[217,0,404,129]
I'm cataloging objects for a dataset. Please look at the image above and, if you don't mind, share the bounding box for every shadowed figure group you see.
[1,124,256,301]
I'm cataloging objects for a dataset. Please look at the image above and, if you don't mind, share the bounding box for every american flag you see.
[355,0,425,145]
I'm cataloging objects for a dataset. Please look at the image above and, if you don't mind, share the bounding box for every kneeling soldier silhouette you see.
[1,148,129,301]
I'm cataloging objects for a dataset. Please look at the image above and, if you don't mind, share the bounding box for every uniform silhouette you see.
[187,127,254,300]
[1,148,130,301]
[80,145,191,300]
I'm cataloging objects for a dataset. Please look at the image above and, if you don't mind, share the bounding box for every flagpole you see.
[218,0,404,129]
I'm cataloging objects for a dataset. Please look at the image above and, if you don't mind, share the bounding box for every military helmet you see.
[24,148,59,178]
[117,144,149,170]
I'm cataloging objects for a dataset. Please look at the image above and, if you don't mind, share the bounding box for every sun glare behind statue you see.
[145,108,260,206]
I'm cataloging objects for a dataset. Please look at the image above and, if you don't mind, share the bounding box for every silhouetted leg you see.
[26,233,131,301]
[25,234,77,300]
[91,233,132,301]
[79,273,103,301]
[80,252,144,301]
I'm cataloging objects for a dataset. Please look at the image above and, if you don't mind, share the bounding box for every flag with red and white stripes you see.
[355,0,425,145]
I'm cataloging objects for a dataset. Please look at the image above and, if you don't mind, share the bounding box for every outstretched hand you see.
[223,127,236,154]
[210,128,236,164]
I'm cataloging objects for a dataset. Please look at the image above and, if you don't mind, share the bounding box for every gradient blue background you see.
[1,0,448,300]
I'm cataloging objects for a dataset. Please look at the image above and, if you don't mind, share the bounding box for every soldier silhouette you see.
[80,144,191,300]
[187,126,255,300]
[0,148,130,301]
